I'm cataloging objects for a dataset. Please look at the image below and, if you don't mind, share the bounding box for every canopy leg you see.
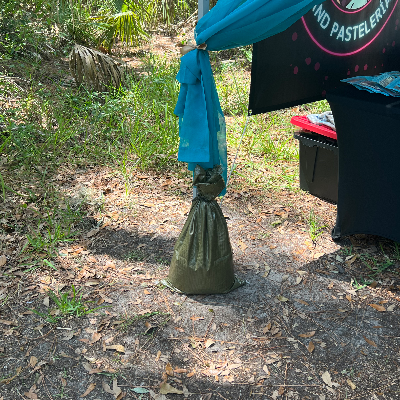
[193,0,209,201]
[198,0,209,20]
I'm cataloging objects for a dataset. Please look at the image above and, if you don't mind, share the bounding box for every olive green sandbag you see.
[163,165,244,294]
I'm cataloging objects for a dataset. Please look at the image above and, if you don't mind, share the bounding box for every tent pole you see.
[193,0,210,199]
[198,0,210,20]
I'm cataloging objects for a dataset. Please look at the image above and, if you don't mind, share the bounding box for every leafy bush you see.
[0,0,200,59]
[0,0,59,59]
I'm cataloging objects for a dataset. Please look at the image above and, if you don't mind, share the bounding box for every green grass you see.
[350,277,371,291]
[361,254,394,279]
[1,49,329,204]
[32,284,106,323]
[307,209,327,243]
[24,203,83,257]
[1,55,180,173]
[125,249,146,262]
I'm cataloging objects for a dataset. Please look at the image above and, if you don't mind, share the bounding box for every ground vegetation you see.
[1,2,400,399]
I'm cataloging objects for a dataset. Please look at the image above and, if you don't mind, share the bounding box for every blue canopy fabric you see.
[175,0,325,192]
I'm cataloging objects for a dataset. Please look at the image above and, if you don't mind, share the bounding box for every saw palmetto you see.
[69,44,126,91]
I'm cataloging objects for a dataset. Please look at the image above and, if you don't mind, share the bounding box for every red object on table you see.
[290,115,337,140]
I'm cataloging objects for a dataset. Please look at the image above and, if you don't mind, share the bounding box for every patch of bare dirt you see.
[1,165,400,400]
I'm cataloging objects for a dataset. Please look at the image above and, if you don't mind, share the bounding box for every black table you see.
[326,83,400,243]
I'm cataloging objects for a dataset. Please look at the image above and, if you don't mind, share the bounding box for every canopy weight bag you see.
[163,165,244,295]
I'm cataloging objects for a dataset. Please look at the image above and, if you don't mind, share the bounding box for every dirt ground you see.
[1,164,400,400]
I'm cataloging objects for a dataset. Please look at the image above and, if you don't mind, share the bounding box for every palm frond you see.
[69,44,126,91]
[93,10,148,50]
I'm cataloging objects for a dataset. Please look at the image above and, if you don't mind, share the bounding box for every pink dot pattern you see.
[284,17,399,102]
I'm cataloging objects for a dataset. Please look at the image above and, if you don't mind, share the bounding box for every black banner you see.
[249,0,400,114]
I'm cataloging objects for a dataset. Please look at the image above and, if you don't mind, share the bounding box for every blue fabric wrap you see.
[175,0,325,194]
[175,49,228,194]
